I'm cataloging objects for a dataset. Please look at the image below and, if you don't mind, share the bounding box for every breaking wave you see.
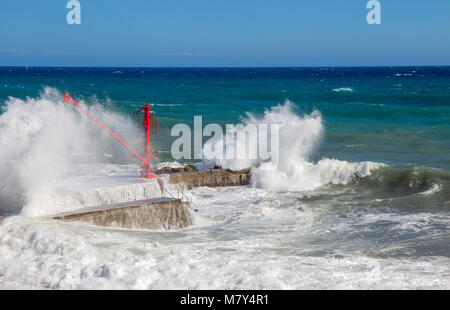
[203,100,384,192]
[354,165,450,200]
[0,87,143,216]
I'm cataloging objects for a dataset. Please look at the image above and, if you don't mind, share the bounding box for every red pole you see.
[64,93,150,165]
[142,105,155,178]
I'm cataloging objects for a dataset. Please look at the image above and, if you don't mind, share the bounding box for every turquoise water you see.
[1,66,449,169]
[0,67,449,289]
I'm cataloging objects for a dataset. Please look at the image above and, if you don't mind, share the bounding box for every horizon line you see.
[1,65,449,69]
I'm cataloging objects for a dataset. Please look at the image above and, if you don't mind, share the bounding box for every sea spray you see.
[203,100,384,192]
[0,87,143,216]
[252,158,383,192]
[0,68,449,289]
[203,100,323,170]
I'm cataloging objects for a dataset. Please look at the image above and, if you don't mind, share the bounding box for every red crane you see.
[64,93,159,179]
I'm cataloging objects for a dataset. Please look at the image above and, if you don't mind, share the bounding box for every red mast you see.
[136,104,159,178]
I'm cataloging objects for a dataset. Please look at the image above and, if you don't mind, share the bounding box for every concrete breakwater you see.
[0,167,252,230]
[51,198,192,230]
[159,167,251,189]
[50,168,251,230]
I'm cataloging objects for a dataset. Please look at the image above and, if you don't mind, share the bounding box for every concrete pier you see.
[164,168,251,189]
[51,197,192,230]
[0,169,252,230]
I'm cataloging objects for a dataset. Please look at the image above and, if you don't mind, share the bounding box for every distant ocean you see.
[0,67,449,289]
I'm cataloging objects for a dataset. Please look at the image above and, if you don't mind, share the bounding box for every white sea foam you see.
[418,183,442,195]
[332,87,354,92]
[393,73,413,77]
[204,100,384,192]
[0,87,144,216]
[0,186,448,290]
[252,158,383,192]
[52,175,164,213]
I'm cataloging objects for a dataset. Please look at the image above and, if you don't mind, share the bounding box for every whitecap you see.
[332,87,354,92]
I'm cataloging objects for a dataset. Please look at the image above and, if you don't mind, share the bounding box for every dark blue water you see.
[1,66,449,169]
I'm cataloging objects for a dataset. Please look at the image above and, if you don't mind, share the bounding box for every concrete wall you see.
[51,198,192,230]
[65,178,164,208]
[165,169,251,189]
[0,169,251,229]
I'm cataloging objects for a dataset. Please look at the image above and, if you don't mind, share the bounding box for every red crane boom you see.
[64,93,158,178]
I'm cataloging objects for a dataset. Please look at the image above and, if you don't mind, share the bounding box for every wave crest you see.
[333,87,354,92]
[203,100,384,192]
[0,87,142,216]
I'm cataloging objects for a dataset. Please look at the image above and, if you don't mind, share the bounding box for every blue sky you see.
[1,0,449,67]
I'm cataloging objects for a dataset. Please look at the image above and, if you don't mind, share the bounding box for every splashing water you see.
[0,87,143,216]
[204,100,384,192]
[0,70,448,289]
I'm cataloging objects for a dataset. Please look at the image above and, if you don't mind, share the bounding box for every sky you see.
[1,0,449,67]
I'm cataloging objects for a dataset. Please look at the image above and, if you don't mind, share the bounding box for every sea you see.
[0,66,449,289]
